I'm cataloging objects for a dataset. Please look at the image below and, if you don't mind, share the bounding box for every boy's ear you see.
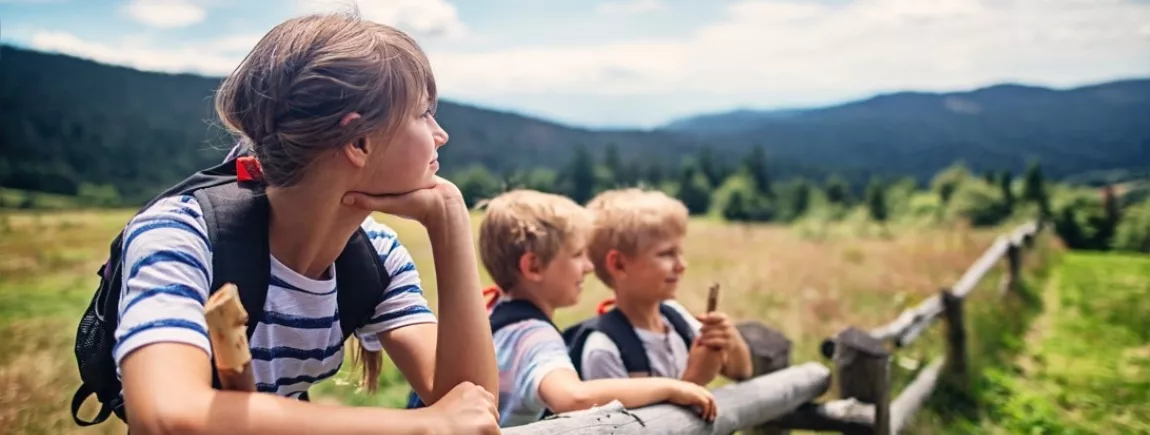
[518,252,545,282]
[604,249,626,278]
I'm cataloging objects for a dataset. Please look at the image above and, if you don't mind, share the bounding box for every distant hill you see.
[0,45,715,202]
[3,44,1149,204]
[664,80,1150,181]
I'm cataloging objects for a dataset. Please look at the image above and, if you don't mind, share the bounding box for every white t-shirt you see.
[113,195,436,397]
[579,300,703,380]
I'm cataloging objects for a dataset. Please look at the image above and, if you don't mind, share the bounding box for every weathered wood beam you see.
[502,362,832,435]
[951,236,1010,299]
[833,327,891,435]
[890,358,944,433]
[768,399,875,433]
[736,321,793,435]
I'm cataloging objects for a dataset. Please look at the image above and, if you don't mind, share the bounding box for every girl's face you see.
[354,98,449,195]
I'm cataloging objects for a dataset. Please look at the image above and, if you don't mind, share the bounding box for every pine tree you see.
[866,178,889,223]
[743,145,772,198]
[565,145,596,204]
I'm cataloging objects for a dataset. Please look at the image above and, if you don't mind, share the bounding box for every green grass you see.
[934,251,1150,434]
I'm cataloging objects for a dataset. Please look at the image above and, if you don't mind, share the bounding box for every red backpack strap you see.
[482,285,502,310]
[596,297,616,315]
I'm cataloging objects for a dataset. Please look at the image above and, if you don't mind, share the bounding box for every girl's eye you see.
[421,108,433,118]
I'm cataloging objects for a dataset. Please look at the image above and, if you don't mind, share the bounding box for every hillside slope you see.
[667,81,1150,181]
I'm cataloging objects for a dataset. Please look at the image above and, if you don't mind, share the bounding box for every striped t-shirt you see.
[113,195,436,397]
[491,300,575,428]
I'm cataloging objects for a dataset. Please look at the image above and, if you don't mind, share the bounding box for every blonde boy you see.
[580,188,754,385]
[478,189,718,427]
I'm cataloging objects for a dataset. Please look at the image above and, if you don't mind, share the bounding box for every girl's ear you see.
[339,113,369,167]
[518,252,545,283]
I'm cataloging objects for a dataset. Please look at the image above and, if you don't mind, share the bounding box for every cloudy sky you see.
[3,0,1149,128]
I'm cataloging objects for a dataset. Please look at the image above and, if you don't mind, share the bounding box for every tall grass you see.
[0,208,1040,434]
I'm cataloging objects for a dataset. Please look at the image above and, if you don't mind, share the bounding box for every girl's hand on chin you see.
[341,176,465,226]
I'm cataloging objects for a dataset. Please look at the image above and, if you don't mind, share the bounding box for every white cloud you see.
[430,0,1150,102]
[29,31,240,75]
[596,0,666,15]
[297,0,467,38]
[122,0,207,29]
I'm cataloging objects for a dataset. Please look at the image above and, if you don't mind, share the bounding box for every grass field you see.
[0,208,1053,434]
[965,251,1150,434]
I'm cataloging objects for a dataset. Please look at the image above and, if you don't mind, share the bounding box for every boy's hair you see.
[479,190,592,291]
[214,8,436,187]
[586,188,688,286]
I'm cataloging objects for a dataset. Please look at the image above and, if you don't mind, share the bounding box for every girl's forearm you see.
[424,201,499,401]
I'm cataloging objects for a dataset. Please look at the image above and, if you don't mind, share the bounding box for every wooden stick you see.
[706,282,720,313]
[204,283,256,392]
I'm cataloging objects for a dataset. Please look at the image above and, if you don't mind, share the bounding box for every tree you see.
[824,174,851,205]
[696,147,726,187]
[866,178,889,223]
[743,145,772,198]
[563,145,596,204]
[645,160,665,186]
[998,171,1015,210]
[931,162,970,206]
[452,165,502,208]
[1023,160,1050,217]
[675,162,712,215]
[603,144,622,182]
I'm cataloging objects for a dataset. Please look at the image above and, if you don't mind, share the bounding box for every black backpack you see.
[404,299,554,410]
[70,154,391,427]
[562,304,696,378]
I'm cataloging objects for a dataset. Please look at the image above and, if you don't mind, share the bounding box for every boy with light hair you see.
[474,189,719,427]
[573,188,754,385]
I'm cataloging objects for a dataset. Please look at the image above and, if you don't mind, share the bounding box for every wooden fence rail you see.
[508,221,1043,434]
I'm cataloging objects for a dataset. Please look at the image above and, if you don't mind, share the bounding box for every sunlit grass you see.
[0,207,1041,434]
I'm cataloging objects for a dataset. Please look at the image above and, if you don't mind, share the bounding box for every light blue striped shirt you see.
[113,195,436,397]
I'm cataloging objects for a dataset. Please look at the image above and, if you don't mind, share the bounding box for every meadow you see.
[0,207,1056,434]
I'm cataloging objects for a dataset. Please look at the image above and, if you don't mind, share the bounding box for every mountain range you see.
[2,44,1148,202]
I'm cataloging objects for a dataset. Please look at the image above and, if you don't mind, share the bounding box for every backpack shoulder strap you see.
[489,299,555,333]
[333,227,390,341]
[598,309,652,376]
[561,318,600,378]
[194,180,271,340]
[660,303,696,350]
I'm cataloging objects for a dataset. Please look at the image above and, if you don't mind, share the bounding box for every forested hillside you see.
[666,80,1150,181]
[3,44,1149,205]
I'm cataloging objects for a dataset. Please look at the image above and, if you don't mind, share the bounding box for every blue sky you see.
[3,0,1150,128]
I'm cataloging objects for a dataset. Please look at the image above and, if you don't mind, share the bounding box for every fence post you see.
[736,321,793,435]
[940,289,966,381]
[999,240,1021,298]
[833,327,890,435]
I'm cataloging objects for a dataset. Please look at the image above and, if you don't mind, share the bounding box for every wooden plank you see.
[502,362,832,435]
[951,236,1010,299]
[833,327,891,435]
[941,289,967,381]
[736,321,793,435]
[890,358,945,433]
[769,399,875,432]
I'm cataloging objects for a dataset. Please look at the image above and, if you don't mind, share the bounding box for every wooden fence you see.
[506,221,1043,434]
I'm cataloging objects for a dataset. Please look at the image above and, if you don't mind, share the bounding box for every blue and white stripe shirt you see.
[113,195,436,397]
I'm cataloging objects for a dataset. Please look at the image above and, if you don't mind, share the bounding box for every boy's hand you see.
[666,380,719,422]
[341,176,466,227]
[695,311,736,351]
